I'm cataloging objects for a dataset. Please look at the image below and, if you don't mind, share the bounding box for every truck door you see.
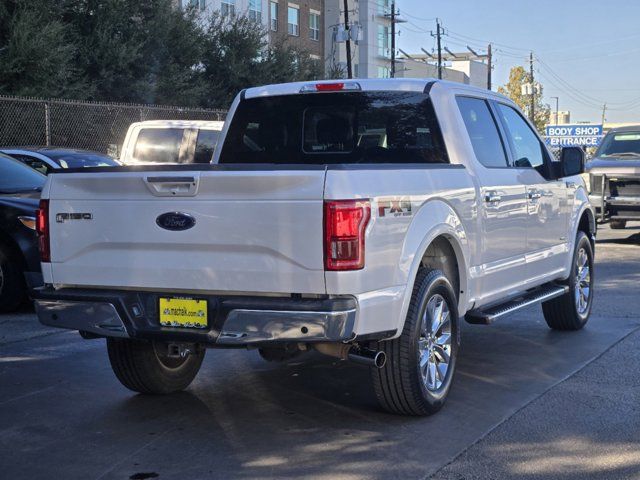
[456,96,529,305]
[493,102,569,283]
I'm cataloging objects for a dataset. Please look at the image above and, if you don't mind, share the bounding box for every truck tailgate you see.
[46,168,326,294]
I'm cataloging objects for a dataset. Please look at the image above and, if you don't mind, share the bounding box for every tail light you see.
[300,82,362,93]
[324,199,371,271]
[36,199,50,262]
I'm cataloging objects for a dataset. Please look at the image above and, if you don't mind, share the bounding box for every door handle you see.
[528,190,542,200]
[144,175,199,197]
[484,192,502,204]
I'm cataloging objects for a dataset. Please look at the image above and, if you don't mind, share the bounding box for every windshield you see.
[45,152,119,168]
[596,132,640,158]
[0,153,46,192]
[219,92,449,164]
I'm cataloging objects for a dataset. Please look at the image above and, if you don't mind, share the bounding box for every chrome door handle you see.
[484,192,502,203]
[528,190,542,200]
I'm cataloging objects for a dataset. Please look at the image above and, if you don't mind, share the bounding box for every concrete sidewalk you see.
[432,325,640,480]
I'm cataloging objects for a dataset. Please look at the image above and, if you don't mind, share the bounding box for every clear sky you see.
[397,0,640,124]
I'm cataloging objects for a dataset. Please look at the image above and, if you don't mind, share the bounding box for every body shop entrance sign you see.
[545,124,603,147]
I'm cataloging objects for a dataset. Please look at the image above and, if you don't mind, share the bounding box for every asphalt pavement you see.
[1,223,639,480]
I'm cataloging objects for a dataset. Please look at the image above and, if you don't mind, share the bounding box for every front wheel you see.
[610,220,626,230]
[107,339,205,394]
[542,231,594,330]
[371,269,459,416]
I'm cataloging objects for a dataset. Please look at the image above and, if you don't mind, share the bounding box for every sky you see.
[397,0,640,124]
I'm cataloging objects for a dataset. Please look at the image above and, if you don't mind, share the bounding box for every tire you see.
[542,230,594,331]
[0,244,26,313]
[370,269,459,416]
[610,220,626,230]
[107,339,205,394]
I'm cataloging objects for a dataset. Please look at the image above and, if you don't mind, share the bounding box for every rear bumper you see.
[32,287,357,346]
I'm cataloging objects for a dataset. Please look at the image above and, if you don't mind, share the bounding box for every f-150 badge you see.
[378,198,412,218]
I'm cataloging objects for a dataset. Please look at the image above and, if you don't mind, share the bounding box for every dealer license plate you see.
[159,297,208,329]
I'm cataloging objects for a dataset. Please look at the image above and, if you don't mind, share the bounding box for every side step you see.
[465,284,569,325]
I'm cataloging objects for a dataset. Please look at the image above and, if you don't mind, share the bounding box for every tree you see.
[199,13,322,109]
[498,66,550,133]
[0,0,87,98]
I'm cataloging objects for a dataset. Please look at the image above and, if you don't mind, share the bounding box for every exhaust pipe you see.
[313,343,386,369]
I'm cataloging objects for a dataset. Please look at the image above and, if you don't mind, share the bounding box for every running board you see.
[465,284,569,325]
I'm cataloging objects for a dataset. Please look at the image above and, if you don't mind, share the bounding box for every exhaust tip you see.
[373,351,386,369]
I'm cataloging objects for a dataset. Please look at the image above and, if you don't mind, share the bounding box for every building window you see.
[270,1,278,31]
[309,11,320,41]
[186,0,206,9]
[249,0,262,22]
[221,0,235,16]
[377,66,390,78]
[378,0,390,14]
[288,5,299,36]
[377,24,390,58]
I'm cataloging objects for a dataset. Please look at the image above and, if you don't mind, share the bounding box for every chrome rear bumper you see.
[32,287,357,346]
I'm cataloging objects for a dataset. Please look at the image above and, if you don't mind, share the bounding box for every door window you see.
[10,154,52,174]
[496,104,545,169]
[456,97,508,168]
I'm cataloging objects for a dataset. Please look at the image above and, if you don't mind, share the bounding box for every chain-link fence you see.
[0,95,227,156]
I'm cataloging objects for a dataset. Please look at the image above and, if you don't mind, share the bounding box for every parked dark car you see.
[586,125,640,229]
[0,147,119,175]
[0,153,45,312]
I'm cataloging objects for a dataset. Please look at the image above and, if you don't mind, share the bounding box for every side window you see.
[193,129,220,163]
[496,104,545,169]
[456,97,508,168]
[133,128,184,164]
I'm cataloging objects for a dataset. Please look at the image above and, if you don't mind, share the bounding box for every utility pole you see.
[551,96,559,125]
[487,43,492,90]
[601,103,607,126]
[390,1,396,77]
[529,51,535,123]
[431,19,443,79]
[343,0,352,79]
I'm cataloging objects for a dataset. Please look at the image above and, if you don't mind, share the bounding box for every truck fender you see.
[392,198,471,338]
[564,186,596,277]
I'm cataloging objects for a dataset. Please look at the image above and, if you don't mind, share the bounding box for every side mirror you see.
[559,147,585,177]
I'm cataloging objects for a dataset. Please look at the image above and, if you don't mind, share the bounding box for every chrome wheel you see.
[418,294,452,391]
[575,247,591,315]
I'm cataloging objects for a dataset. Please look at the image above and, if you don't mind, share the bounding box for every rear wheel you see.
[0,244,26,313]
[610,220,626,230]
[371,269,459,416]
[542,231,594,330]
[107,339,205,394]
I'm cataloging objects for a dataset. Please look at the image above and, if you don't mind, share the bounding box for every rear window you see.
[133,128,184,163]
[219,92,449,164]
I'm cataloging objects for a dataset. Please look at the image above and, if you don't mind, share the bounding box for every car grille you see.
[610,178,640,197]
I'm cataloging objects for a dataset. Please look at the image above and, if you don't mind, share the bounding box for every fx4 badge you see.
[378,198,412,218]
[56,213,92,223]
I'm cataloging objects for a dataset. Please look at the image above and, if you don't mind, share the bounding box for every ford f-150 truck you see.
[32,79,595,416]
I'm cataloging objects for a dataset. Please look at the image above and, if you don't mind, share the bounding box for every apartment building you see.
[325,0,394,78]
[180,0,324,61]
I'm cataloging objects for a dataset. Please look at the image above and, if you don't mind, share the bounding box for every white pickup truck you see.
[33,79,595,416]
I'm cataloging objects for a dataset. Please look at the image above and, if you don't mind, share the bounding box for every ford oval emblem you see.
[156,212,196,231]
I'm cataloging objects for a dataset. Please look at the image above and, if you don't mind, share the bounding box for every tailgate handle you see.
[144,176,199,197]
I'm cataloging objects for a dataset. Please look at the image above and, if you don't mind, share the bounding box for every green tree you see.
[200,13,323,109]
[498,65,550,133]
[0,0,87,98]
